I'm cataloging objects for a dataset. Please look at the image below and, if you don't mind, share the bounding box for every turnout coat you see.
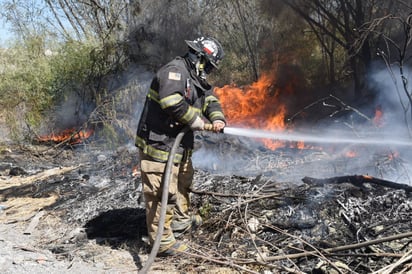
[135,56,226,163]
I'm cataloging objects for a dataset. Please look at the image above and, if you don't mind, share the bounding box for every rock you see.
[247,217,260,233]
[97,154,107,162]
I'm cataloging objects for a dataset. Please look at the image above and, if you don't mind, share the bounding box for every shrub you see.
[0,36,54,139]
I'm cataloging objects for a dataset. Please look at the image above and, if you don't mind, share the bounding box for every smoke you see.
[39,64,153,148]
[108,64,153,139]
[367,64,412,133]
[193,64,412,185]
[111,53,412,185]
[106,65,153,146]
[52,94,94,130]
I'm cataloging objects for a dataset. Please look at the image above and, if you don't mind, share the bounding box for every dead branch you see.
[329,252,404,258]
[264,230,412,261]
[372,248,412,274]
[329,94,372,123]
[183,246,260,274]
[13,245,49,254]
[263,224,345,273]
[191,188,280,200]
[302,175,412,192]
[218,193,283,214]
[287,96,332,123]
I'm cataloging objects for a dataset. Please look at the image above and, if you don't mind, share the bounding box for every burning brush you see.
[37,128,94,145]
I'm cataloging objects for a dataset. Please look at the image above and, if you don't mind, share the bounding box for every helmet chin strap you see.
[198,60,207,80]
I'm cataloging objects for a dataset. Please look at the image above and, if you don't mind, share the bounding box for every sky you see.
[0,0,70,47]
[0,13,14,46]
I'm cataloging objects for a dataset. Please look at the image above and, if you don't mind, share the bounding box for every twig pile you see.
[179,171,412,273]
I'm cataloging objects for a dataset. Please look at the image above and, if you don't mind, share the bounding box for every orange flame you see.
[215,72,295,150]
[132,165,140,177]
[373,105,384,127]
[37,128,94,145]
[388,151,399,160]
[345,150,357,158]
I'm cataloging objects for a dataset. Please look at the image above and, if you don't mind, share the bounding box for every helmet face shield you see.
[185,37,224,69]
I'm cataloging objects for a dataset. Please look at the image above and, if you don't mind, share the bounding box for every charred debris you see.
[0,132,412,273]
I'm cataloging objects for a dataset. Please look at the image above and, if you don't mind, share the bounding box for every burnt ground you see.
[1,134,412,274]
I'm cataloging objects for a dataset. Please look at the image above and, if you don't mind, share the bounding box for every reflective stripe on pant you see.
[139,150,194,252]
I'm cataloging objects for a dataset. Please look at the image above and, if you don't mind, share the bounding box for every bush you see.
[0,36,115,141]
[0,36,54,139]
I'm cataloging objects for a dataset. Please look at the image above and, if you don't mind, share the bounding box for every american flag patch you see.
[168,72,181,81]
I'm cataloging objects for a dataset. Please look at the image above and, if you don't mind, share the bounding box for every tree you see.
[198,0,267,84]
[282,0,399,96]
[367,9,412,135]
[126,0,202,69]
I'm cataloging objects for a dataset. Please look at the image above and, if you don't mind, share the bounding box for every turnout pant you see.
[139,150,194,252]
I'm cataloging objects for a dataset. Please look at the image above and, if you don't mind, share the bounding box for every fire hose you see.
[139,124,217,274]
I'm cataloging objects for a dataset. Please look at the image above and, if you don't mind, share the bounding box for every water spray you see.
[205,124,412,147]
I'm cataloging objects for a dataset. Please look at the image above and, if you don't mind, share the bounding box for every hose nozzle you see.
[204,123,224,133]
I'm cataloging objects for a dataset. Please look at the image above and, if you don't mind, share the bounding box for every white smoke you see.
[111,64,153,141]
[368,65,412,134]
[193,65,412,185]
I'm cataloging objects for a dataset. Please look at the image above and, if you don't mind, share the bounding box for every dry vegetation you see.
[1,139,411,273]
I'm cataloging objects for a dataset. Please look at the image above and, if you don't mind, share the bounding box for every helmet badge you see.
[202,40,218,57]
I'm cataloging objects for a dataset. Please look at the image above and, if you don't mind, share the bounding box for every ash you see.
[0,140,411,273]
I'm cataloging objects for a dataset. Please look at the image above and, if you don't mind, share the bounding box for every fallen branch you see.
[183,246,260,274]
[330,252,404,258]
[13,245,48,254]
[264,230,412,261]
[372,249,412,274]
[302,175,412,192]
[191,188,279,198]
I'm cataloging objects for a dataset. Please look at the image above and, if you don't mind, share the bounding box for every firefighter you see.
[135,37,226,256]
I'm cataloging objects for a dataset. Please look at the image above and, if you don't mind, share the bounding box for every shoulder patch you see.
[168,71,181,81]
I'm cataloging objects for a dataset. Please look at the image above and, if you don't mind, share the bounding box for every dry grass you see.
[0,195,58,223]
[0,166,80,190]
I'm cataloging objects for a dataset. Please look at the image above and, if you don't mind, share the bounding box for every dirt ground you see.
[0,143,240,274]
[0,218,140,273]
[0,186,138,272]
[0,144,157,274]
[0,189,236,274]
